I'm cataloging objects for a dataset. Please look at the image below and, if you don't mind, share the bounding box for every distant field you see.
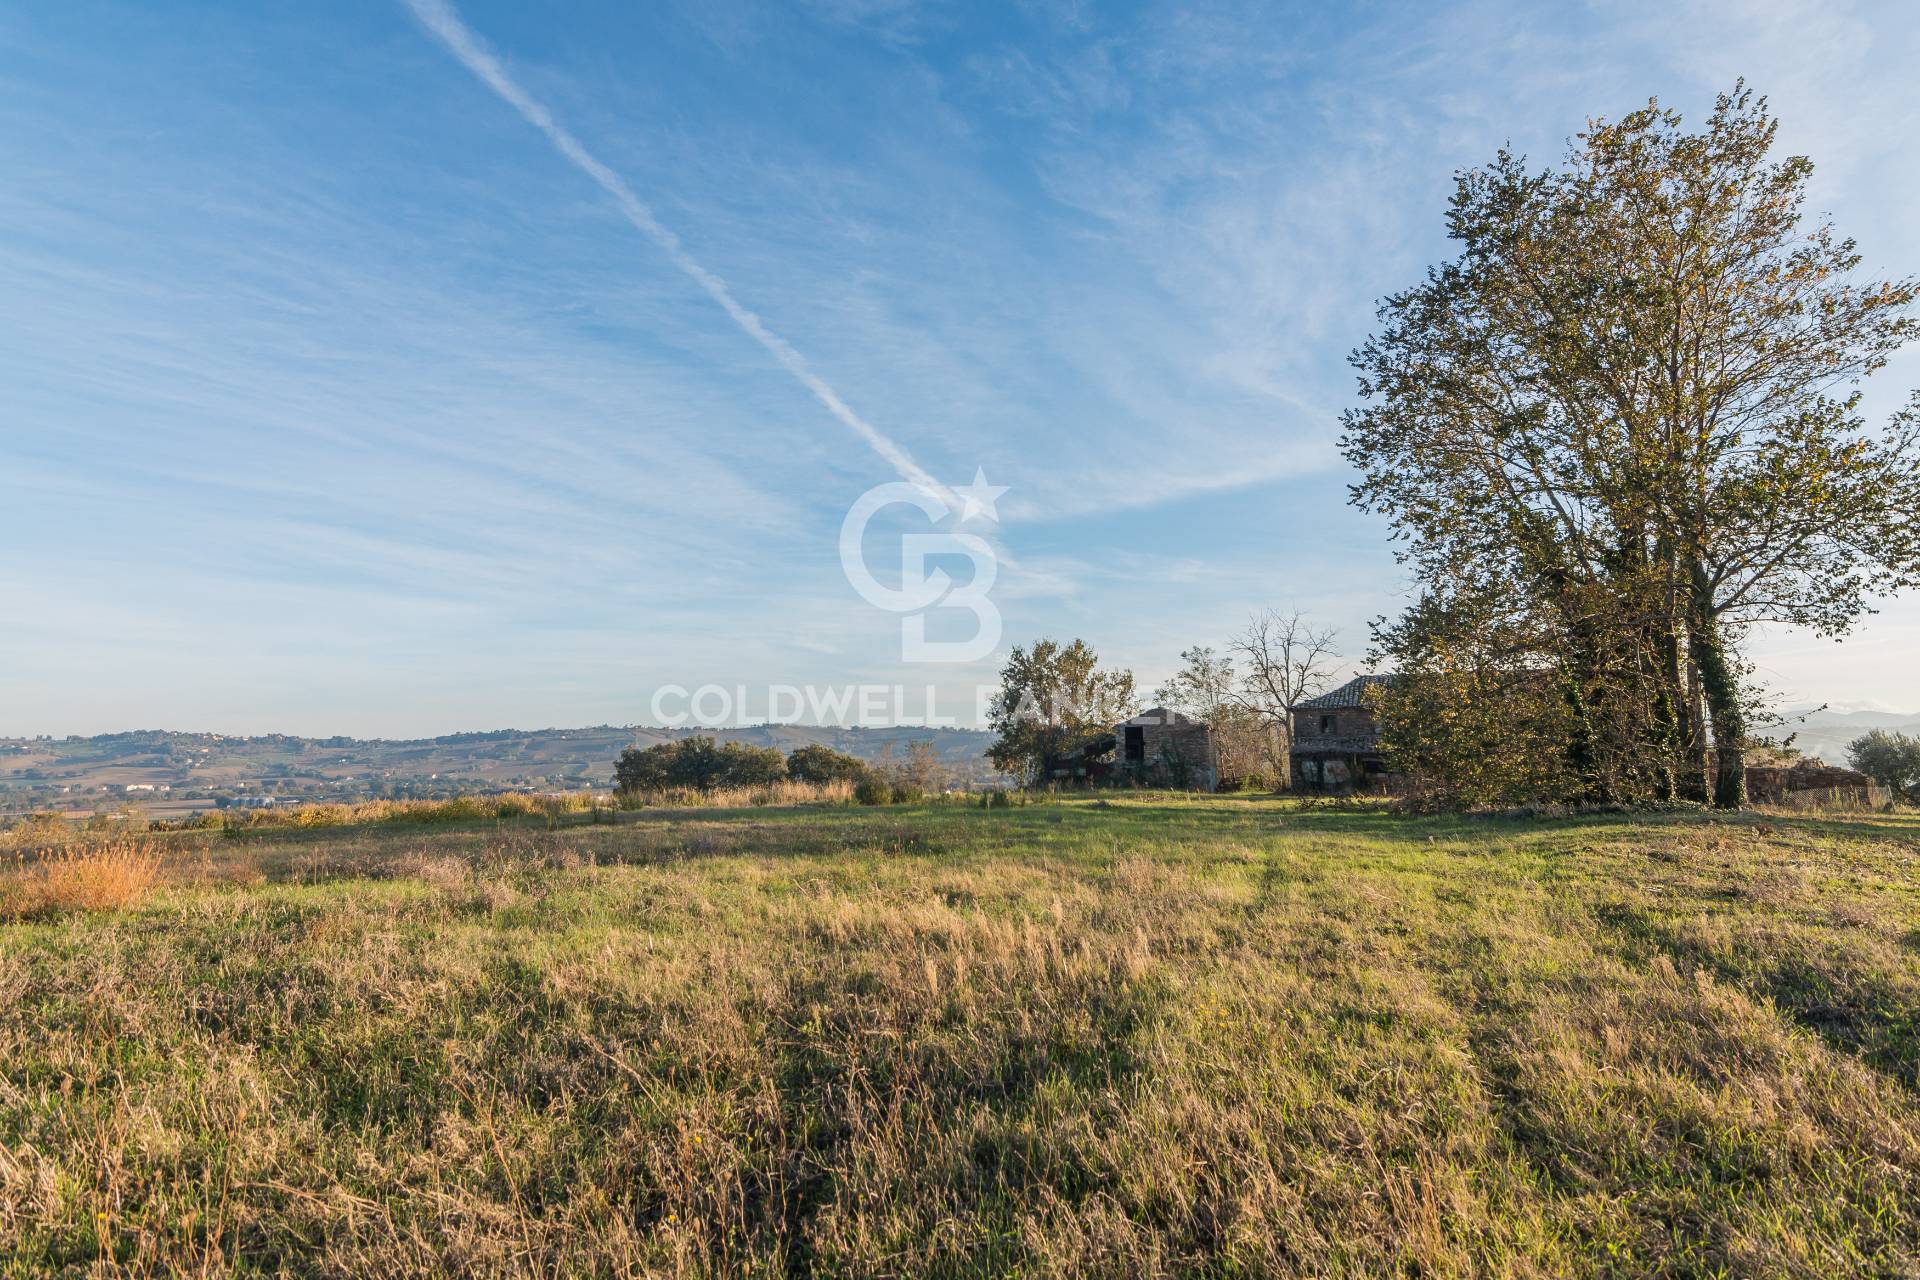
[2,796,1918,1277]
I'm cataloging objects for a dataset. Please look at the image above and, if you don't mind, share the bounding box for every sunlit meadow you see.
[2,795,1917,1276]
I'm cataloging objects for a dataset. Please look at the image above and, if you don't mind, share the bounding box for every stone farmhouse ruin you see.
[1055,707,1284,791]
[1290,675,1394,793]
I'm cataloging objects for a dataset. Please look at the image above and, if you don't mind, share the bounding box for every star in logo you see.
[952,468,1009,524]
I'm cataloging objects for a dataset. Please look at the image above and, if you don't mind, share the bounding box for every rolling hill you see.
[0,724,997,814]
[1773,706,1920,766]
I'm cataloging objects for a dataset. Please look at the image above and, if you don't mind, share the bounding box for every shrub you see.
[491,794,544,819]
[0,812,76,853]
[721,742,791,787]
[393,796,488,823]
[2,841,161,918]
[209,794,600,831]
[854,777,893,806]
[879,741,951,793]
[87,808,150,834]
[890,782,925,805]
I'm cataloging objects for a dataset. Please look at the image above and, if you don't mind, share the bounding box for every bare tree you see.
[1230,609,1339,750]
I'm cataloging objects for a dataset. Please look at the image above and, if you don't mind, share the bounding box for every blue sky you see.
[2,0,1917,736]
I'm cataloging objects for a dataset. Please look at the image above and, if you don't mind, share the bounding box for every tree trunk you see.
[1689,564,1746,809]
[1559,666,1601,801]
[1649,625,1681,803]
[1658,542,1706,803]
[1678,661,1710,803]
[1550,577,1610,804]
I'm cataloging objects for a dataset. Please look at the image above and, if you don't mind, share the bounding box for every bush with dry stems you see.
[0,840,161,918]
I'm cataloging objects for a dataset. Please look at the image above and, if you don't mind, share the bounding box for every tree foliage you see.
[1344,84,1920,807]
[1154,647,1238,722]
[1155,642,1295,789]
[878,741,950,798]
[1372,591,1577,809]
[986,639,1138,783]
[784,744,872,786]
[614,737,790,793]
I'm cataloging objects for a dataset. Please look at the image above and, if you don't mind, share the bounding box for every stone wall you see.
[1746,761,1878,806]
[1294,705,1378,746]
[1115,713,1217,790]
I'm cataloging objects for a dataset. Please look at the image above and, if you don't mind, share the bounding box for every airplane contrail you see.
[401,0,947,499]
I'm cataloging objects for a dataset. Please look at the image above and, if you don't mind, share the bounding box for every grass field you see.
[2,795,1918,1277]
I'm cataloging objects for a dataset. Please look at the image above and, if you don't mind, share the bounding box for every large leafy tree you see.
[986,639,1138,783]
[1372,589,1577,809]
[1343,84,1920,807]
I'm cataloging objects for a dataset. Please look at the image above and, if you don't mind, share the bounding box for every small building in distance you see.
[1052,708,1283,791]
[1292,675,1397,793]
[224,795,282,810]
[1112,707,1223,790]
[1052,707,1216,788]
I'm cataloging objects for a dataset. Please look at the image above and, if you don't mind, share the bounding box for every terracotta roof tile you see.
[1296,674,1397,710]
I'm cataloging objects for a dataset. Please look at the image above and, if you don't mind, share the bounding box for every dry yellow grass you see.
[0,840,161,918]
[0,809,153,853]
[620,777,860,808]
[0,780,899,851]
[215,792,602,830]
[198,780,860,832]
